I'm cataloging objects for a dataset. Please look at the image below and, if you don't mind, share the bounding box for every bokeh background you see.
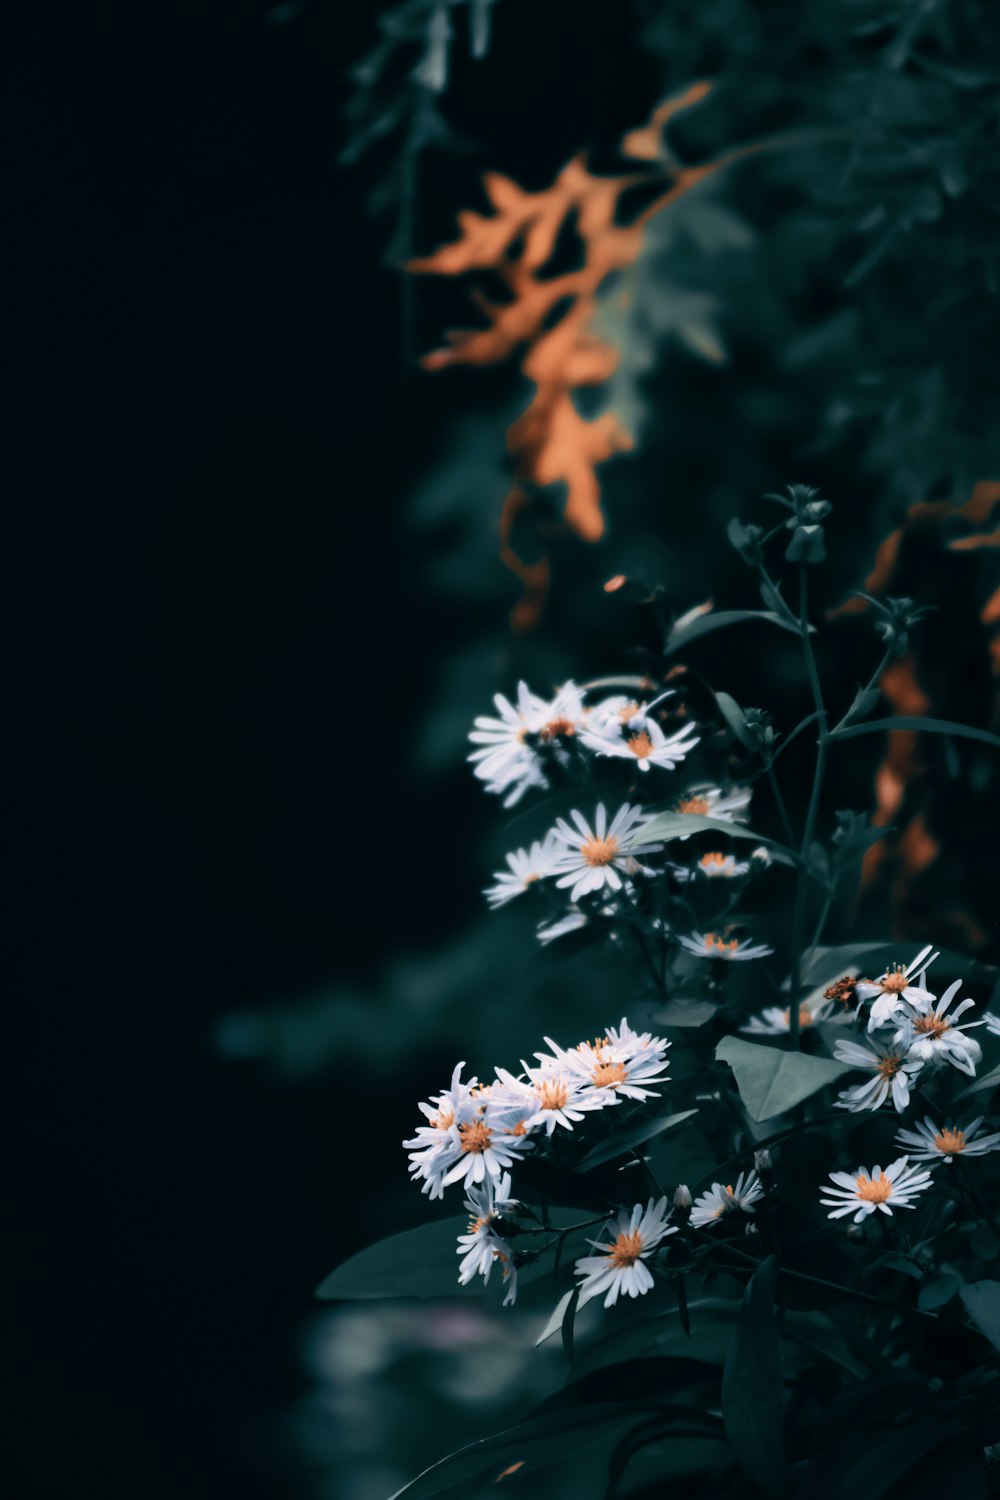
[16,2,999,1497]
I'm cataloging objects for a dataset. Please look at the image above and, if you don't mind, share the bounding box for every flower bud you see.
[754,1149,774,1189]
[751,846,772,868]
[785,524,826,565]
[727,517,765,566]
[673,1184,692,1221]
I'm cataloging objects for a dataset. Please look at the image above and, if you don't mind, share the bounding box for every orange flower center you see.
[510,1120,528,1136]
[712,1186,737,1218]
[877,1056,902,1079]
[429,1108,455,1131]
[627,731,654,758]
[540,717,576,741]
[459,1120,492,1154]
[677,795,710,815]
[704,933,739,953]
[700,852,729,869]
[617,702,641,721]
[468,1214,494,1234]
[535,1078,569,1111]
[913,1013,950,1040]
[581,834,619,867]
[879,966,909,994]
[592,1061,628,1087]
[855,1174,893,1204]
[609,1229,645,1267]
[781,1006,814,1029]
[934,1128,966,1154]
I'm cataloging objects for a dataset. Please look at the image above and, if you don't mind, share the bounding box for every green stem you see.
[765,759,796,850]
[789,568,829,1047]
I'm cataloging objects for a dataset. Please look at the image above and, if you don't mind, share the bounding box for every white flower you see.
[982,1012,1000,1037]
[580,697,700,773]
[574,1198,676,1308]
[540,1018,671,1102]
[536,909,589,945]
[550,803,663,901]
[678,931,773,962]
[468,680,585,806]
[457,1172,519,1296]
[403,1063,482,1198]
[894,1115,1000,1164]
[490,1064,612,1136]
[673,851,750,882]
[901,979,982,1076]
[832,1036,923,1113]
[820,1156,933,1223]
[690,1172,763,1228]
[672,785,752,838]
[438,1109,535,1191]
[855,943,939,1031]
[740,1000,833,1036]
[484,835,561,908]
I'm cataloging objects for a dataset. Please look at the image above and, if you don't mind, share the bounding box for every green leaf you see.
[574,1299,738,1378]
[715,690,758,751]
[577,1109,698,1172]
[665,609,807,654]
[639,812,796,866]
[722,1255,785,1499]
[536,1288,576,1347]
[830,716,1000,750]
[917,1270,962,1311]
[715,1036,852,1122]
[316,1219,469,1300]
[956,1064,1000,1100]
[959,1280,1000,1353]
[387,1403,643,1500]
[654,997,719,1028]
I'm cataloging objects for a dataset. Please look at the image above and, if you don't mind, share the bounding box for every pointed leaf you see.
[715,1036,852,1122]
[577,1109,698,1172]
[715,690,758,751]
[665,609,808,654]
[830,716,1000,750]
[723,1255,785,1499]
[639,812,796,866]
[655,997,719,1028]
[316,1219,469,1300]
[387,1403,645,1500]
[959,1281,1000,1353]
[536,1289,576,1347]
[956,1064,1000,1100]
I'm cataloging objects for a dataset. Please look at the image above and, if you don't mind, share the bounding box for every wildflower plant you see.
[318,490,1000,1498]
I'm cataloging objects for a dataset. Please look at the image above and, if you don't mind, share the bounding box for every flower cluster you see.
[831,946,984,1113]
[470,677,774,962]
[404,1019,683,1306]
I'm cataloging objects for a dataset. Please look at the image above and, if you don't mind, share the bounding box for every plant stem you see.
[789,567,829,1048]
[765,759,796,850]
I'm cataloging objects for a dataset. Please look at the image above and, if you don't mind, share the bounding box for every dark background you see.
[14,3,660,1496]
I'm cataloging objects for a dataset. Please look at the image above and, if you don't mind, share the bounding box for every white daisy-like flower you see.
[820,1156,933,1223]
[491,1064,613,1136]
[982,1012,1000,1037]
[678,931,773,962]
[580,699,700,773]
[550,803,663,901]
[574,1198,676,1309]
[484,835,562,909]
[855,943,939,1031]
[540,1018,671,1102]
[438,1111,534,1191]
[894,1115,1000,1164]
[457,1171,519,1288]
[672,851,751,882]
[900,979,983,1077]
[832,1035,923,1113]
[740,999,833,1036]
[672,785,752,839]
[536,909,589,945]
[468,681,586,806]
[403,1063,482,1199]
[690,1171,764,1228]
[586,692,671,732]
